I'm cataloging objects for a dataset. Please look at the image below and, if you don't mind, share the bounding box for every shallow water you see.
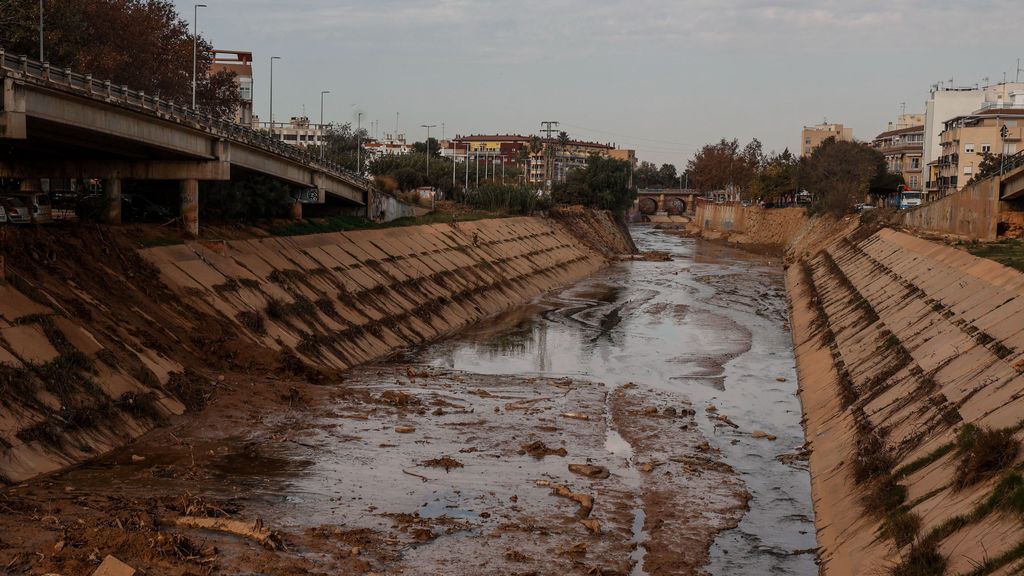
[408,225,817,575]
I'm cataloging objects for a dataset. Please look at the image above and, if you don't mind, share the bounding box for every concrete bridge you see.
[635,188,699,217]
[0,50,370,234]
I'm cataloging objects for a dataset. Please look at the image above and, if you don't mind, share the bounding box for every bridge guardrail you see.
[0,48,370,193]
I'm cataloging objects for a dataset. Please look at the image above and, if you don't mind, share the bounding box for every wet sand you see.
[0,226,814,575]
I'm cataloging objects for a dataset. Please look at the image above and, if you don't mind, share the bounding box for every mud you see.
[0,225,814,575]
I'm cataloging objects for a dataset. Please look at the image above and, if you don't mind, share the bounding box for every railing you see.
[0,48,369,192]
[1003,150,1024,174]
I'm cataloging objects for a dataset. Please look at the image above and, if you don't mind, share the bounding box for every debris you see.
[776,377,787,382]
[519,440,567,458]
[696,441,711,451]
[713,414,739,429]
[639,462,656,473]
[751,431,777,441]
[402,469,430,482]
[504,397,552,411]
[394,426,416,434]
[706,404,718,413]
[381,390,420,406]
[568,464,610,479]
[536,480,595,518]
[579,519,601,534]
[565,542,588,557]
[130,455,145,463]
[663,407,678,417]
[174,516,283,550]
[421,456,464,472]
[642,406,659,415]
[504,548,532,562]
[560,412,590,421]
[91,555,137,576]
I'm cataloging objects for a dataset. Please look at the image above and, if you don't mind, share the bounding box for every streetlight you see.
[356,111,364,175]
[38,0,44,61]
[421,124,437,178]
[191,4,207,109]
[269,56,281,137]
[319,90,330,161]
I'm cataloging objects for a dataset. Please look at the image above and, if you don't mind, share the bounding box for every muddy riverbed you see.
[0,226,814,575]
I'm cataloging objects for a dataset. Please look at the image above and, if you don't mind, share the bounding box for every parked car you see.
[0,197,32,223]
[5,192,53,223]
[0,203,6,223]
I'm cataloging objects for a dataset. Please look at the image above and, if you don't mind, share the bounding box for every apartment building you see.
[872,124,926,192]
[441,135,531,166]
[527,139,614,185]
[923,82,1024,196]
[801,122,854,157]
[934,91,1024,196]
[363,133,412,158]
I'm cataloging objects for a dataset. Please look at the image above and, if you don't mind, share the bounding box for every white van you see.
[8,192,53,223]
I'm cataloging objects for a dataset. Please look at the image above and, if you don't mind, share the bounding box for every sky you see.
[174,0,1024,166]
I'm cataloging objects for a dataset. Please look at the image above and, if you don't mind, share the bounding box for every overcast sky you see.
[175,0,1024,166]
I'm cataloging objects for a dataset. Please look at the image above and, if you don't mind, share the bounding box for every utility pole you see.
[421,124,437,180]
[1018,58,1022,84]
[319,90,330,161]
[269,56,281,137]
[38,0,44,61]
[540,121,559,186]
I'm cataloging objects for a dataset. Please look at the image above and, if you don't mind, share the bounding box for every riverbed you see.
[0,225,815,576]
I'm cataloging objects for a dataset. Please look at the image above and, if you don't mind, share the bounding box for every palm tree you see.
[556,131,571,183]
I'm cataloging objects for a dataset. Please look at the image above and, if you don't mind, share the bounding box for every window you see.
[805,138,811,145]
[909,176,919,188]
[911,158,920,169]
[964,144,975,153]
[964,165,973,175]
[982,144,991,153]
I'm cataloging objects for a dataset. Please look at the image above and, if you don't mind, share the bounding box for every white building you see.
[363,133,412,159]
[252,116,328,148]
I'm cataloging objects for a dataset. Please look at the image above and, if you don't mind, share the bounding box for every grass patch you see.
[237,311,267,335]
[115,391,164,422]
[959,238,1024,273]
[890,541,947,576]
[895,442,956,479]
[864,476,908,515]
[854,432,895,483]
[954,424,1020,489]
[961,540,1024,576]
[166,370,211,411]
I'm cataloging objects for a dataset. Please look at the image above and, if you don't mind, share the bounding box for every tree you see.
[799,138,888,215]
[412,137,439,157]
[318,123,369,173]
[552,155,636,213]
[750,149,799,201]
[686,138,761,194]
[366,152,457,197]
[967,152,1008,185]
[1,0,239,117]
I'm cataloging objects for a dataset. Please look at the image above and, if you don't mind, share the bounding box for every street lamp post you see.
[421,124,437,179]
[191,4,207,109]
[356,111,364,174]
[38,0,44,61]
[269,56,281,137]
[319,90,330,161]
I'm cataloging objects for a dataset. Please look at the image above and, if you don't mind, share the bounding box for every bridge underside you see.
[1,77,366,234]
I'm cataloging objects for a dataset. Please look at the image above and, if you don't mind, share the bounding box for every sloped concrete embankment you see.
[144,217,607,372]
[789,227,1024,575]
[0,215,621,483]
[690,200,811,252]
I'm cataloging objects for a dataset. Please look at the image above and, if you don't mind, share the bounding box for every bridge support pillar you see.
[290,201,303,220]
[180,179,199,236]
[103,178,122,224]
[657,193,666,212]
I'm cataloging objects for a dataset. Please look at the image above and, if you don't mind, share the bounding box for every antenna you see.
[540,121,560,138]
[983,76,990,87]
[1018,58,1022,83]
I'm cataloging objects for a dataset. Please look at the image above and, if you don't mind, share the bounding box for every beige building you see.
[935,92,1024,196]
[211,50,254,125]
[872,124,926,192]
[801,122,854,157]
[528,138,614,185]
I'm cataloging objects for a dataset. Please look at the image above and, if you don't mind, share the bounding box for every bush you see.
[954,424,1020,489]
[891,542,947,576]
[463,184,549,215]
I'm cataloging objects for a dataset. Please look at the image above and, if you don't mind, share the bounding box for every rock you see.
[642,406,659,415]
[706,404,718,413]
[91,555,136,576]
[568,464,610,479]
[663,407,678,417]
[350,546,361,557]
[639,462,656,473]
[174,516,282,550]
[579,519,601,534]
[53,540,65,552]
[751,431,777,440]
[130,455,145,463]
[776,377,787,382]
[394,426,416,434]
[696,441,711,451]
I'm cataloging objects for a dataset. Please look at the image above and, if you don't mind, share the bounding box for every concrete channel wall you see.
[900,178,1000,240]
[692,200,809,249]
[0,214,623,483]
[788,227,1024,575]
